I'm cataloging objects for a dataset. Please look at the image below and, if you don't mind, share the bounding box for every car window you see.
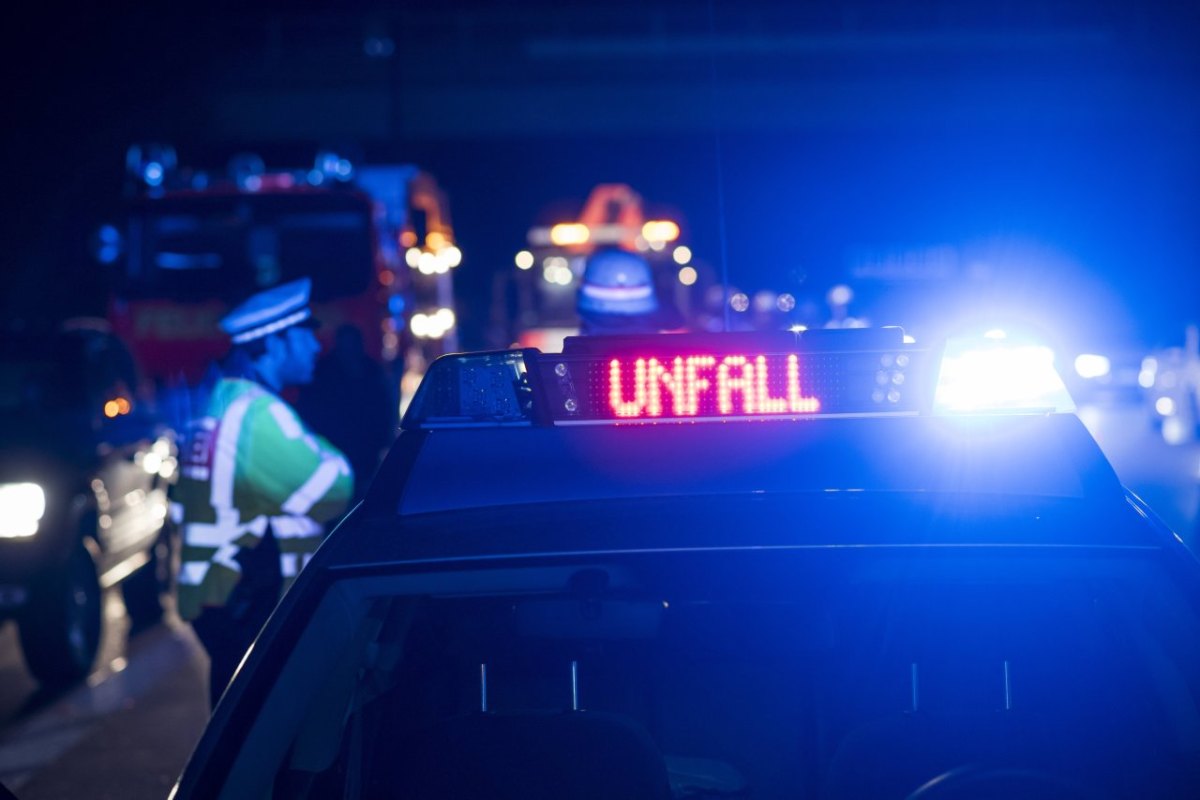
[215,549,1200,800]
[125,194,374,303]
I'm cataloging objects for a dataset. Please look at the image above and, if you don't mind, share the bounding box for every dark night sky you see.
[4,1,1199,353]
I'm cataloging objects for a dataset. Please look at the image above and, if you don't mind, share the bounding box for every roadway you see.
[0,594,208,799]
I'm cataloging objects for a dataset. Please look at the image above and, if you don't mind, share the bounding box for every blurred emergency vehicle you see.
[499,183,692,351]
[175,328,1200,800]
[104,144,462,413]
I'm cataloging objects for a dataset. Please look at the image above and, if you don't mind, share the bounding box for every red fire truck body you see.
[109,147,460,399]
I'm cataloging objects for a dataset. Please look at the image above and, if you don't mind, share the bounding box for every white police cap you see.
[220,278,315,344]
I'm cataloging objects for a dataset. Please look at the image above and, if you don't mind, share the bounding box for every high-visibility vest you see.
[172,377,353,621]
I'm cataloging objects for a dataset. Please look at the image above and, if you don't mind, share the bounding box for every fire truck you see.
[499,183,693,351]
[106,144,461,412]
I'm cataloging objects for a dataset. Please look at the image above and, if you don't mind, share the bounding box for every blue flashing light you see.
[98,224,120,245]
[143,162,164,187]
[388,295,407,316]
[934,339,1075,414]
[97,245,120,265]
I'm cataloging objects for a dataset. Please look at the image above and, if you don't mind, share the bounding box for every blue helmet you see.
[577,249,659,317]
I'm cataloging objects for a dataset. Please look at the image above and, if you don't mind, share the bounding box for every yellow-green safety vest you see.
[172,377,353,620]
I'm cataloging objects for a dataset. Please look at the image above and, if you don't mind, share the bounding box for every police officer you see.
[172,278,353,706]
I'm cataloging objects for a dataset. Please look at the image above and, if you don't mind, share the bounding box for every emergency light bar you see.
[404,328,1079,429]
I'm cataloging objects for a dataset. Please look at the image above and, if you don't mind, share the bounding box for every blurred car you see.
[1140,326,1200,445]
[0,322,177,685]
[175,329,1200,799]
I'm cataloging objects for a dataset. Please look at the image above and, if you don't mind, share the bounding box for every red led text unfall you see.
[608,354,820,418]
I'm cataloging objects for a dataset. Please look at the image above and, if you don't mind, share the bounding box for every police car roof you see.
[323,330,1166,569]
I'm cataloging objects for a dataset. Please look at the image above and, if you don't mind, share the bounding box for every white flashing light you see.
[515,251,534,270]
[827,284,853,307]
[1139,357,1157,389]
[442,246,463,268]
[542,256,573,287]
[1163,416,1190,445]
[1074,354,1111,380]
[903,334,916,344]
[0,483,46,538]
[1156,396,1176,417]
[934,340,1074,413]
[142,452,163,475]
[983,328,1007,340]
[678,266,698,286]
[642,220,680,244]
[730,293,750,313]
[543,264,573,286]
[411,314,430,338]
[417,252,438,275]
[789,324,808,333]
[673,246,692,265]
[411,308,457,340]
[776,293,796,312]
[549,223,590,247]
[405,248,422,268]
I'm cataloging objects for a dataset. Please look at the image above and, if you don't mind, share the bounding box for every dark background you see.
[3,0,1198,352]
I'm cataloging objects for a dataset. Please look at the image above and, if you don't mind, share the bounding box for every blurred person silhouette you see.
[170,278,353,707]
[298,323,396,503]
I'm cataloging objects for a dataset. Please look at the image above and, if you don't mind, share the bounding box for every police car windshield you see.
[124,193,374,303]
[226,548,1200,800]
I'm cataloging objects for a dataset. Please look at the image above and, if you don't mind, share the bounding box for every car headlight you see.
[0,483,46,538]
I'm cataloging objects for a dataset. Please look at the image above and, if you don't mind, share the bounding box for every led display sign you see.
[608,354,820,418]
[541,347,922,422]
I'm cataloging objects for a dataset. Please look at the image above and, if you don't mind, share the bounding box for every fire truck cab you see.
[106,144,462,413]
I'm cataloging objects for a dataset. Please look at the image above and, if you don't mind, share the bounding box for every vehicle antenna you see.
[708,0,732,332]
